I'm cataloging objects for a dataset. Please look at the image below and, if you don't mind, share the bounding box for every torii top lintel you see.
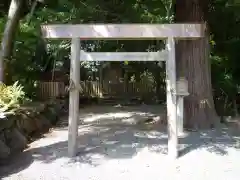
[41,23,205,40]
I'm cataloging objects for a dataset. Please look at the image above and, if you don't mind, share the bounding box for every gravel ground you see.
[1,105,240,180]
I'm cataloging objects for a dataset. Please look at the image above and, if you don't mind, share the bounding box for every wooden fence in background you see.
[38,82,65,99]
[38,80,156,99]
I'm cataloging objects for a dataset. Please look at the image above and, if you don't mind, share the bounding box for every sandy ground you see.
[0,105,240,180]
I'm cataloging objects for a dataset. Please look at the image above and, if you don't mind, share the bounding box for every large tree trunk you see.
[0,0,23,82]
[175,0,219,129]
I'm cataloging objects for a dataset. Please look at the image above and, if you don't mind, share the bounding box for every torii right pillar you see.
[165,37,178,159]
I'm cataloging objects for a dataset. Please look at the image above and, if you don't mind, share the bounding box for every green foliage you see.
[208,0,240,114]
[140,71,155,88]
[0,82,25,118]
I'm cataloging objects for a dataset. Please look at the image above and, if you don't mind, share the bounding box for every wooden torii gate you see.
[41,24,205,159]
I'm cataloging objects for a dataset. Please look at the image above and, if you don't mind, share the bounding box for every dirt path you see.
[1,105,240,180]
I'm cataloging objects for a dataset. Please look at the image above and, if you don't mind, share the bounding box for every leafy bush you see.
[0,81,25,119]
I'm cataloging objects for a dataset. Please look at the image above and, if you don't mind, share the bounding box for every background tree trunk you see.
[175,0,219,129]
[0,0,23,82]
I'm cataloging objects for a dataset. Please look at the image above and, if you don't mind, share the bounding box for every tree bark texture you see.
[0,0,23,82]
[175,0,219,129]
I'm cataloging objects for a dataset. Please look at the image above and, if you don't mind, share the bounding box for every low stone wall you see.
[0,99,67,164]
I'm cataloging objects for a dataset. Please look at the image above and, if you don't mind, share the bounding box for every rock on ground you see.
[0,140,10,160]
[4,128,27,153]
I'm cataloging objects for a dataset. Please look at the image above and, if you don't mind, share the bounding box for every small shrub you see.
[0,81,25,119]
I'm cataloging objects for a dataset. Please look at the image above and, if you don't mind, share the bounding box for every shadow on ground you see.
[1,105,240,178]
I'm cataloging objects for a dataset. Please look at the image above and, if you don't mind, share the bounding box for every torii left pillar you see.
[68,38,80,157]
